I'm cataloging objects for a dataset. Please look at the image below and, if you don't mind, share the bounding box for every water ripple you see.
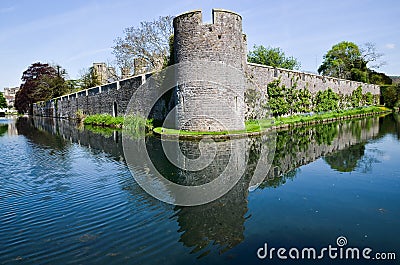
[0,119,177,265]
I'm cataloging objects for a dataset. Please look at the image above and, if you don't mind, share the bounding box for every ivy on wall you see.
[267,78,290,116]
[351,86,363,107]
[266,79,375,117]
[364,92,374,106]
[314,88,339,112]
[266,78,313,116]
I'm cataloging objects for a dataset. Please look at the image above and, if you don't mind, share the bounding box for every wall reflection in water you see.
[20,114,398,258]
[0,117,18,136]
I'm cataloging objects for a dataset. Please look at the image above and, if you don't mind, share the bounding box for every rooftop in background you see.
[390,76,400,85]
[3,86,20,108]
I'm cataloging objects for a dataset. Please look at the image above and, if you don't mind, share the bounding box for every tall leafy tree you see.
[248,45,301,70]
[112,15,174,75]
[318,41,388,84]
[0,92,7,109]
[318,41,362,79]
[381,84,400,108]
[15,62,69,114]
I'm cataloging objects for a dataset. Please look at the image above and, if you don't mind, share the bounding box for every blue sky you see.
[0,0,399,90]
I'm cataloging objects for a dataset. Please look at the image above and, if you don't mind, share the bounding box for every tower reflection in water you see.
[22,115,390,258]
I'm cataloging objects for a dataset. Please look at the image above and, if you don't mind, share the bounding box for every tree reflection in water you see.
[23,114,398,259]
[0,124,7,136]
[324,143,365,172]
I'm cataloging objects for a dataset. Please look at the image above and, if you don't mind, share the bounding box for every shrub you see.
[314,88,339,112]
[83,113,124,127]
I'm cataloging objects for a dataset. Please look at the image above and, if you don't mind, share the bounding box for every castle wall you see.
[245,63,380,119]
[173,9,246,131]
[246,63,380,96]
[33,75,145,119]
[33,8,382,128]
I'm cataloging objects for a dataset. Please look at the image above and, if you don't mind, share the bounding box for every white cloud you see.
[385,43,395,49]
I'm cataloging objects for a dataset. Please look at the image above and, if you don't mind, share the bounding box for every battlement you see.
[173,10,202,27]
[32,8,381,130]
[173,9,247,131]
[173,9,241,27]
[173,8,246,67]
[212,9,242,25]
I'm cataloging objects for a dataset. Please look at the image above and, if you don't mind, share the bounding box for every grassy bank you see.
[154,106,391,136]
[274,106,390,126]
[83,106,391,137]
[83,114,124,128]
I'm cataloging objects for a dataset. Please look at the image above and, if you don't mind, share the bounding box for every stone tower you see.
[173,9,247,131]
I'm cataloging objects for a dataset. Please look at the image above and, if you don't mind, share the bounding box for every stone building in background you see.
[3,86,19,109]
[133,58,151,76]
[120,67,132,79]
[92,63,117,85]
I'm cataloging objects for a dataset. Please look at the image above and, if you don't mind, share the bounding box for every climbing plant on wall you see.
[267,78,290,116]
[314,88,339,112]
[364,92,374,105]
[266,79,374,117]
[296,88,312,113]
[351,86,363,107]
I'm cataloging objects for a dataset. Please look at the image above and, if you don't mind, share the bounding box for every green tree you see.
[0,92,7,109]
[314,88,339,112]
[368,70,392,85]
[350,86,363,107]
[64,79,80,93]
[78,67,101,90]
[381,84,400,108]
[248,45,301,70]
[267,78,290,116]
[318,41,390,85]
[15,62,69,114]
[364,92,374,105]
[318,41,362,79]
[113,15,174,75]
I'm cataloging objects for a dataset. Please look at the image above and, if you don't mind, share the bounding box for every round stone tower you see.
[173,9,247,131]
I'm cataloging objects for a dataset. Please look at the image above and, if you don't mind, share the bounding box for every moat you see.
[0,114,399,264]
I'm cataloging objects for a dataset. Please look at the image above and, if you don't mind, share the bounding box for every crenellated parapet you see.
[33,8,382,129]
[173,9,246,69]
[173,9,247,131]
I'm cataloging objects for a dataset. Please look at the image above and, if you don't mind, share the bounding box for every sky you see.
[0,0,399,90]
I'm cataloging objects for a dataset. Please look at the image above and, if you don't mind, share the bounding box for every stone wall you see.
[33,8,381,128]
[33,75,146,119]
[247,63,380,95]
[173,9,247,131]
[245,63,381,119]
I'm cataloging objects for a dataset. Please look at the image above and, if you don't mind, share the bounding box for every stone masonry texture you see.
[33,9,381,131]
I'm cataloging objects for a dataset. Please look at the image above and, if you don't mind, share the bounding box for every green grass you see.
[84,106,390,136]
[274,106,390,126]
[153,127,230,136]
[83,114,124,127]
[154,106,391,136]
[153,119,275,136]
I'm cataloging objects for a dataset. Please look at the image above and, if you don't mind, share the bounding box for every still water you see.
[0,115,399,264]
